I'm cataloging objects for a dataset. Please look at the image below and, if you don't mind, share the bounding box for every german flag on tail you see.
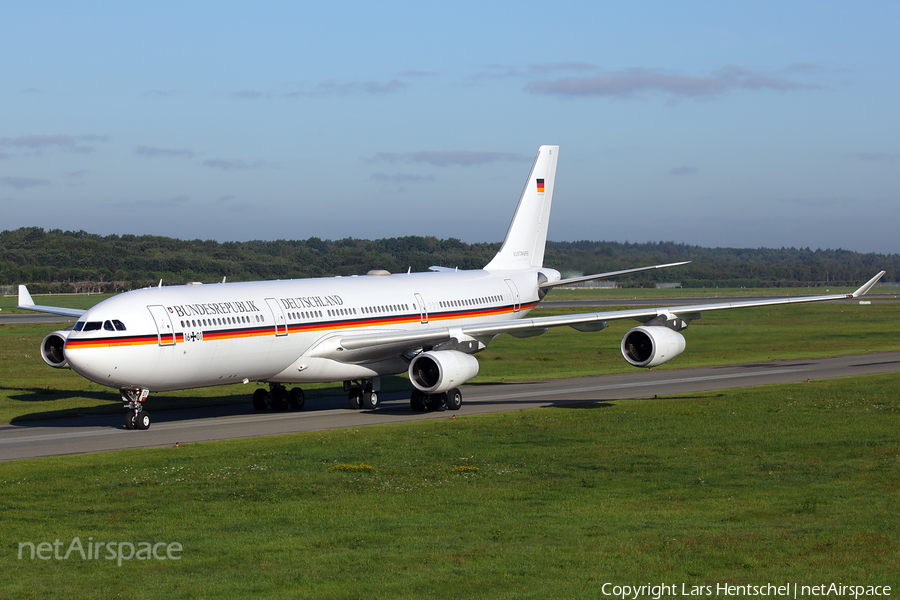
[536,178,545,193]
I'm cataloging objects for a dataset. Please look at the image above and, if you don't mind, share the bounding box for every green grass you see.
[2,299,899,424]
[1,375,897,598]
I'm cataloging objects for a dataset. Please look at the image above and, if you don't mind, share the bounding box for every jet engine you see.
[408,350,480,394]
[620,325,686,368]
[40,330,71,369]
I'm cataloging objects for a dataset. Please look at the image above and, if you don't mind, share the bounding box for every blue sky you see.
[1,1,898,254]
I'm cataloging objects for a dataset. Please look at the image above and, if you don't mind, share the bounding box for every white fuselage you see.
[63,268,549,392]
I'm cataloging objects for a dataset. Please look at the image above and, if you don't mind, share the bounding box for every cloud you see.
[285,79,407,97]
[369,150,525,167]
[370,172,436,183]
[202,159,266,171]
[473,62,596,81]
[231,90,272,99]
[66,170,88,179]
[232,77,410,100]
[399,70,439,77]
[134,146,196,159]
[855,152,897,163]
[526,65,820,99]
[669,166,698,176]
[1,176,51,189]
[784,63,821,73]
[0,134,109,155]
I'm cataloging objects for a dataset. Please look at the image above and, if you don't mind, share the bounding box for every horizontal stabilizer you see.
[540,261,691,289]
[17,285,87,318]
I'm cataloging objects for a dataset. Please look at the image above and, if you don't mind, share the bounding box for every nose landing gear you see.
[122,388,151,430]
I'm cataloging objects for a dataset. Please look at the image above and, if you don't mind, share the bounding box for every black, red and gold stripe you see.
[63,301,538,349]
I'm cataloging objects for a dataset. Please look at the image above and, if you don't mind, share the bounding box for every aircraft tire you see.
[410,390,425,412]
[348,387,362,410]
[252,388,269,411]
[125,411,137,430]
[446,388,462,411]
[426,394,446,411]
[289,388,305,410]
[136,412,151,430]
[271,388,289,411]
[362,391,378,410]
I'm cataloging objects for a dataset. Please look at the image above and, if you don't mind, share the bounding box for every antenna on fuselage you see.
[222,277,227,284]
[158,279,163,288]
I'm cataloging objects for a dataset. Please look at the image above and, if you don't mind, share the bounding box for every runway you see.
[2,351,898,461]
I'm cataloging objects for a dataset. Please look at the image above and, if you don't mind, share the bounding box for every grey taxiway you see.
[2,352,898,461]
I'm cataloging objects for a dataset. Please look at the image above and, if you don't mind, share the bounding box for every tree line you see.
[1,227,896,294]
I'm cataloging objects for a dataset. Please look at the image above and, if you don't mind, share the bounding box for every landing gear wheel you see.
[446,388,462,411]
[125,411,137,430]
[426,394,446,411]
[271,387,289,411]
[348,387,363,410]
[362,391,378,410]
[252,388,269,411]
[410,390,426,412]
[289,388,305,410]
[135,412,151,430]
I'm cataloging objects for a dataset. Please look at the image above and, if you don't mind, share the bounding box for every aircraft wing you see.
[16,285,87,318]
[339,271,886,353]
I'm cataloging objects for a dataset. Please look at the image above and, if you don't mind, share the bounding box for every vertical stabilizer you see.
[484,145,559,271]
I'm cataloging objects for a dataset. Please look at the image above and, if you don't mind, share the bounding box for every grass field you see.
[1,375,897,598]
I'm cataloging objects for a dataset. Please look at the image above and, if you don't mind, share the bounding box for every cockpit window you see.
[113,320,127,331]
[73,321,85,331]
[103,321,115,331]
[83,322,103,331]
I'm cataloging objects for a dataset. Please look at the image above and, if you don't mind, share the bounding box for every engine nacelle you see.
[621,326,686,368]
[40,330,71,369]
[408,350,480,394]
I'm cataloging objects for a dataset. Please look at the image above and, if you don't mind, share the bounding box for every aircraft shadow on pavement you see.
[6,384,716,429]
[6,389,354,428]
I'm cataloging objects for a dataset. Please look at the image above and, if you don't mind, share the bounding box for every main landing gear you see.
[410,388,462,412]
[252,380,382,412]
[344,380,379,410]
[252,383,306,411]
[122,388,151,430]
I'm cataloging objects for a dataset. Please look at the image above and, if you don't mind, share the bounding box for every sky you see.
[1,1,898,254]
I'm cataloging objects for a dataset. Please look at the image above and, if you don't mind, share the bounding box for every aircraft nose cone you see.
[63,335,122,388]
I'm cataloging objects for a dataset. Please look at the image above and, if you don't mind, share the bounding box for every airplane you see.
[18,145,885,430]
